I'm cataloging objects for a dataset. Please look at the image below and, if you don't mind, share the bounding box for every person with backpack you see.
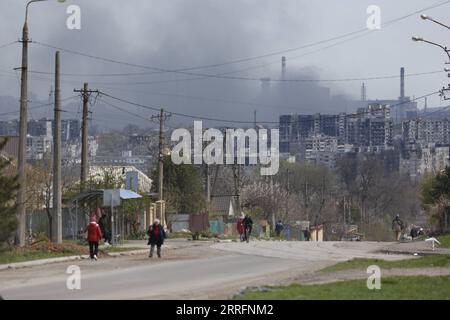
[392,214,405,241]
[243,215,253,243]
[147,219,166,258]
[85,217,102,261]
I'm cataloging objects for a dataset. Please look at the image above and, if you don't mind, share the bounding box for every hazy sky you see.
[1,0,450,128]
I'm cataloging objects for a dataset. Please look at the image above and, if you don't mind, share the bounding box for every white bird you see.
[425,237,441,251]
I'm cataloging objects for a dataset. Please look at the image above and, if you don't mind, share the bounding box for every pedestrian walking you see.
[392,214,405,241]
[147,219,166,258]
[275,220,284,237]
[98,213,111,245]
[303,228,311,241]
[237,214,245,242]
[85,217,102,261]
[243,215,253,243]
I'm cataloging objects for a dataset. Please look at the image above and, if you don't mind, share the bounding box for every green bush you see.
[127,231,147,240]
[167,231,192,239]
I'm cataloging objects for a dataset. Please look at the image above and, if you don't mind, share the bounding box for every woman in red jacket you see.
[86,218,103,260]
[237,214,245,242]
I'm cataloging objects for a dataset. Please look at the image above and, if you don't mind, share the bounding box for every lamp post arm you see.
[421,39,450,61]
[429,17,450,31]
[25,0,49,24]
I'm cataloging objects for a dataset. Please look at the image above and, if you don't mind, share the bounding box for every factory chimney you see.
[400,67,405,101]
[361,83,367,102]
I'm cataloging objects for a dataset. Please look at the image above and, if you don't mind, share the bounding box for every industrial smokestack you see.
[361,83,367,102]
[400,67,405,100]
[282,56,286,78]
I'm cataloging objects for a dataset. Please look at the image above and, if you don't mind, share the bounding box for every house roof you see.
[210,195,237,216]
[70,189,142,204]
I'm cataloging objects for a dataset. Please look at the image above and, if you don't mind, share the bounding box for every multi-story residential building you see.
[418,144,450,176]
[62,136,98,160]
[93,150,150,170]
[28,118,52,138]
[305,134,338,152]
[0,120,19,136]
[61,119,81,142]
[129,134,152,145]
[26,135,52,159]
[2,118,81,142]
[403,119,450,146]
[280,104,392,155]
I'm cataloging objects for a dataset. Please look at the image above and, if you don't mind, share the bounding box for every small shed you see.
[310,224,324,242]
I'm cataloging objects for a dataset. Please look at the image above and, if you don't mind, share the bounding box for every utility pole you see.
[74,83,98,192]
[205,164,211,211]
[270,174,275,231]
[158,109,164,201]
[151,109,171,201]
[16,8,30,246]
[232,164,241,215]
[151,109,171,227]
[52,51,62,243]
[285,168,289,219]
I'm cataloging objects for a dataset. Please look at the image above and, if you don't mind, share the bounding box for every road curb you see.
[0,249,150,271]
[106,249,148,257]
[0,255,87,271]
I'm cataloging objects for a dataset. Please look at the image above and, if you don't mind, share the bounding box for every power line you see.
[98,90,439,125]
[0,96,78,117]
[98,97,179,129]
[32,40,447,83]
[12,66,445,84]
[0,41,17,50]
[96,86,313,112]
[30,0,450,83]
[85,69,445,85]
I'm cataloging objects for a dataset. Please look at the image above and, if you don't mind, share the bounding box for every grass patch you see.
[321,255,450,273]
[166,232,192,240]
[0,240,145,264]
[438,234,450,248]
[0,240,87,264]
[235,276,450,300]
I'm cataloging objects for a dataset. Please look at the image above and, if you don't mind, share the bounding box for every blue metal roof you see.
[118,189,142,200]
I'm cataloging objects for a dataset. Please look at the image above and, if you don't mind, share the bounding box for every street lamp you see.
[411,36,450,61]
[420,14,450,31]
[16,0,66,246]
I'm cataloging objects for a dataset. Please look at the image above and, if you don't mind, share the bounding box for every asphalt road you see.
[0,241,410,300]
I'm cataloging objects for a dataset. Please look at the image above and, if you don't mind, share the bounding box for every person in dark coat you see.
[392,214,404,241]
[303,228,311,241]
[243,215,253,243]
[147,219,166,258]
[275,220,284,237]
[98,214,111,245]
